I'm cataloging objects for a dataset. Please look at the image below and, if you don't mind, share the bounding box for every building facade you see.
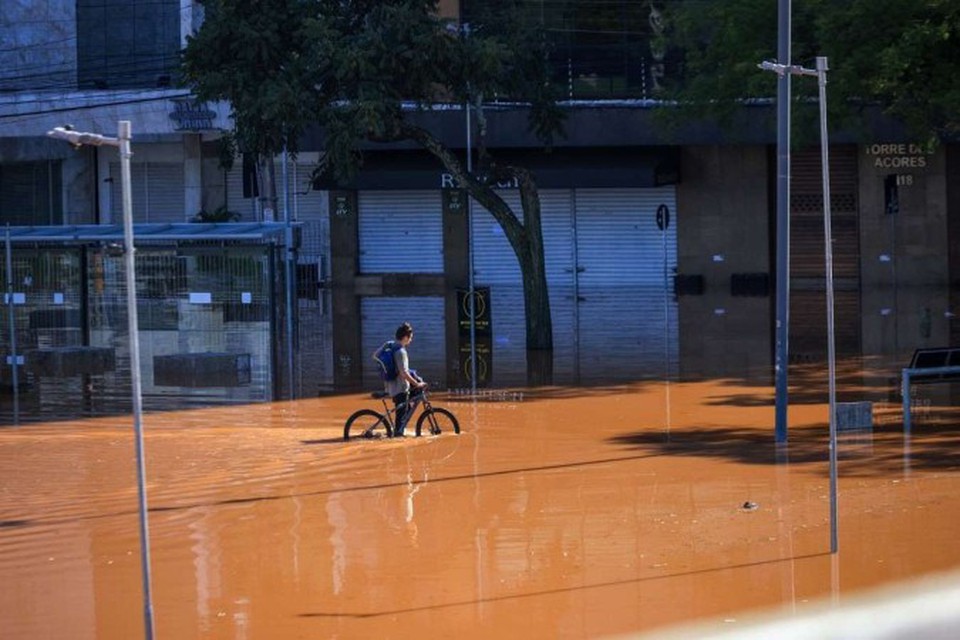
[1,1,958,405]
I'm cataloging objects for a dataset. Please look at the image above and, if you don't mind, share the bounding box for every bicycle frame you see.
[372,389,429,436]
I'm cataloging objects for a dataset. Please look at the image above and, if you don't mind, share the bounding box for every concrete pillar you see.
[328,190,362,388]
[183,133,203,219]
[675,145,772,378]
[442,188,469,386]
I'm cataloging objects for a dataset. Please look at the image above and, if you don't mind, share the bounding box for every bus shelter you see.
[0,223,298,423]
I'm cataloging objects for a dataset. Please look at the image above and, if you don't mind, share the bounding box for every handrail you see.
[901,365,960,430]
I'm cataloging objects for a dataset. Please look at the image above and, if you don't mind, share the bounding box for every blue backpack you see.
[375,341,402,381]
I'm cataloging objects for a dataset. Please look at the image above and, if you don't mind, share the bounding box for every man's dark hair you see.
[395,322,413,340]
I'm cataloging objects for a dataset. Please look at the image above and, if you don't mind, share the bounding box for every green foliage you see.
[182,0,324,157]
[191,206,240,223]
[663,0,960,141]
[182,0,565,180]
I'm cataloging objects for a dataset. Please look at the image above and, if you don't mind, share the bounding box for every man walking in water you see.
[376,322,426,437]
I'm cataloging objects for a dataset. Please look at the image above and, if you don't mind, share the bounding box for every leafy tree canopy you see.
[182,0,564,177]
[664,0,960,142]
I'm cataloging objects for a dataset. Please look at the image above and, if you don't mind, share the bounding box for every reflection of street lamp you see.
[759,57,838,555]
[460,20,478,393]
[47,121,156,638]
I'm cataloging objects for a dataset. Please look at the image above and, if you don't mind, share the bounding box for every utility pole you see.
[47,122,156,638]
[774,0,792,444]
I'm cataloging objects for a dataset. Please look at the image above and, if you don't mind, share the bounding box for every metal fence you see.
[1,234,289,424]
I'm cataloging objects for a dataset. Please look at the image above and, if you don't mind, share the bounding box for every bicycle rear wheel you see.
[415,407,460,437]
[344,409,389,441]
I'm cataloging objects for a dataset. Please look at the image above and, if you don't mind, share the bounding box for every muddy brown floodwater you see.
[1,379,959,639]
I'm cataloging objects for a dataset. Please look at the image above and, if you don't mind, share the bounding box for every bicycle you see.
[343,385,460,441]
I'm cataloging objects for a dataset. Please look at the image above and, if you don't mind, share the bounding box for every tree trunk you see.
[395,122,554,352]
[515,168,553,351]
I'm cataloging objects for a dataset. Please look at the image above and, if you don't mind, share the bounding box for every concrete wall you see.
[675,145,772,378]
[859,144,952,363]
[859,144,948,288]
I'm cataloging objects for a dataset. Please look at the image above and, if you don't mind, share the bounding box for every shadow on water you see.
[607,419,960,477]
[295,551,831,620]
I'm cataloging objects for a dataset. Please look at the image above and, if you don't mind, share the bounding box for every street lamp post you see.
[774,0,792,445]
[758,58,838,554]
[47,121,156,638]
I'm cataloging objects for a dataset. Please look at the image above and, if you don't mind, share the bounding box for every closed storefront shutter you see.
[789,146,860,360]
[791,147,860,280]
[110,162,184,223]
[358,191,444,273]
[470,189,574,285]
[574,187,679,381]
[468,187,677,383]
[574,187,678,286]
[360,296,446,388]
[470,190,576,382]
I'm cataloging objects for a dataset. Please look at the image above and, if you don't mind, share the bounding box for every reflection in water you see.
[3,282,959,423]
[326,494,347,596]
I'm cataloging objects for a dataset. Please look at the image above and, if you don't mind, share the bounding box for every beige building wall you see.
[675,145,772,379]
[858,144,952,363]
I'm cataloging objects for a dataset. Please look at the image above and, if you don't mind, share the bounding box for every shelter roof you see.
[1,223,297,244]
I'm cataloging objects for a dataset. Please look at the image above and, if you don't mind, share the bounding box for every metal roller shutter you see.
[358,191,443,273]
[110,162,185,223]
[360,296,446,388]
[791,147,860,279]
[469,189,576,384]
[574,187,678,286]
[790,289,861,360]
[574,187,679,381]
[789,146,861,360]
[470,189,574,284]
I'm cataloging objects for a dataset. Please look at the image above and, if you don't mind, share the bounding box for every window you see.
[77,0,181,89]
[0,161,63,226]
[462,0,673,99]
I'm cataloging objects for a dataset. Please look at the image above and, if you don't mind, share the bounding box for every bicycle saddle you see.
[370,391,390,399]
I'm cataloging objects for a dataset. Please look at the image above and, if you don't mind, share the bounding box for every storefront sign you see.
[443,188,467,214]
[864,143,931,170]
[457,287,492,386]
[169,99,217,131]
[441,173,519,189]
[457,287,491,336]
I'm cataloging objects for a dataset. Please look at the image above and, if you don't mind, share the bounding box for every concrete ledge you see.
[25,346,115,377]
[154,352,251,387]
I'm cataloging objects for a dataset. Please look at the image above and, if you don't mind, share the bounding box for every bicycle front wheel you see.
[344,409,389,441]
[415,407,460,437]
